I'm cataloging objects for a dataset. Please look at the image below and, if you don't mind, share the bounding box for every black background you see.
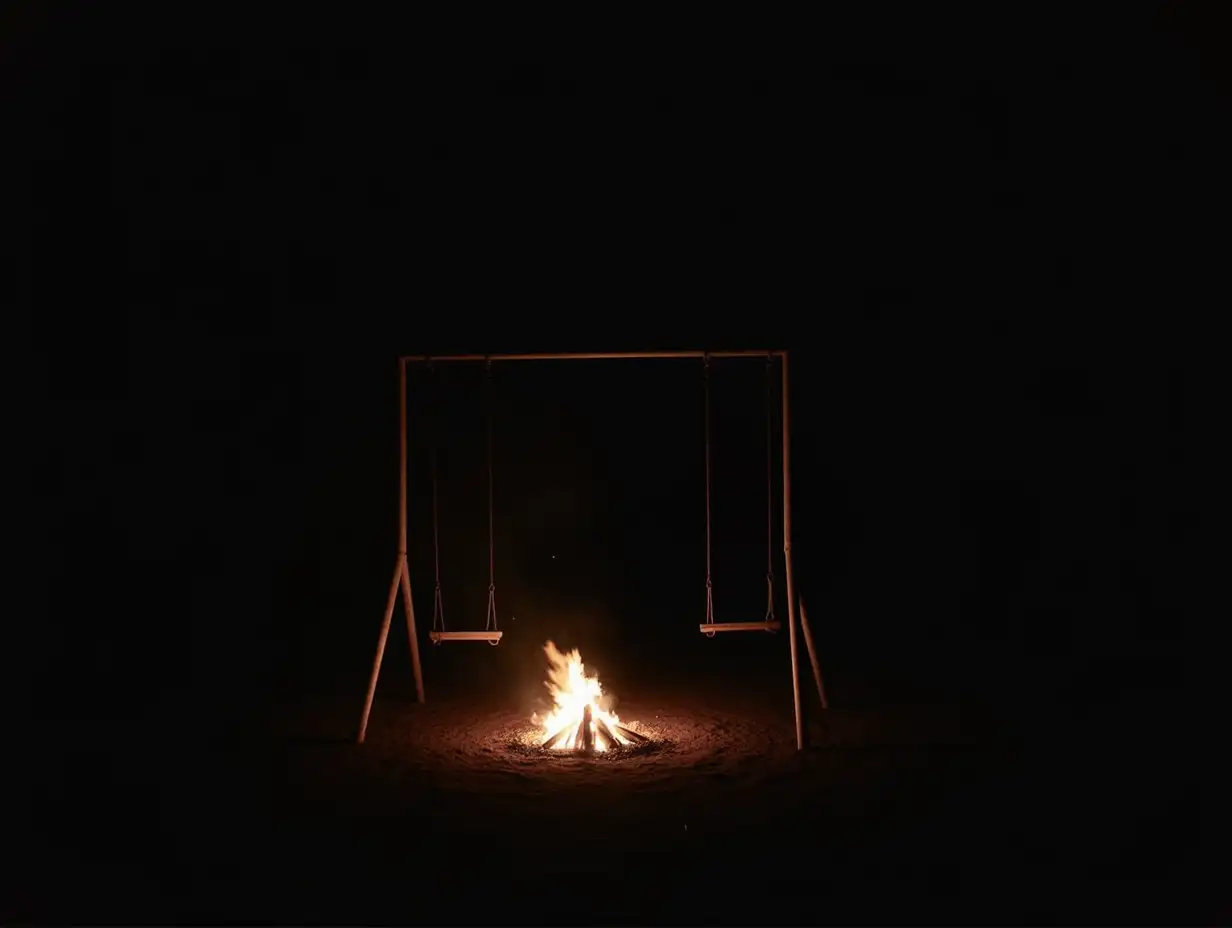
[11,4,1225,921]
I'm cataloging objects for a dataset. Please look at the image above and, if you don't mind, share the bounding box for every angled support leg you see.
[799,598,829,711]
[358,555,404,743]
[399,554,425,704]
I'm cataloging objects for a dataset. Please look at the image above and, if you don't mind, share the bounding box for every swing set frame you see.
[356,350,828,749]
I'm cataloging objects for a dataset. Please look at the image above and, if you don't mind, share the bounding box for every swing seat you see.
[429,630,504,644]
[699,620,781,635]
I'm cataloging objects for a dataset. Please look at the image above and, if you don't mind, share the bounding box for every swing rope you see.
[483,358,499,641]
[703,354,715,628]
[764,354,776,624]
[429,361,447,635]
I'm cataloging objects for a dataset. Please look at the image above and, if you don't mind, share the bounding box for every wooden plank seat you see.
[429,630,504,644]
[699,620,780,635]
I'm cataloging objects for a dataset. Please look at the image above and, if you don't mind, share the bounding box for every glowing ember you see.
[534,641,644,752]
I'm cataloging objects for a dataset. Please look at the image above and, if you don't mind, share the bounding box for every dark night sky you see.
[13,8,1219,741]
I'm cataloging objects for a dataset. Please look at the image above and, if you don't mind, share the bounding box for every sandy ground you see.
[248,676,1012,923]
[12,666,1219,924]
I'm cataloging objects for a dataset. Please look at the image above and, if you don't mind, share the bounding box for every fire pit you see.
[533,642,650,753]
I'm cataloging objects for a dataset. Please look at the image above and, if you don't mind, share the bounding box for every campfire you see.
[534,642,648,753]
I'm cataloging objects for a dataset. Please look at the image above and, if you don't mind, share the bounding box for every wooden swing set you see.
[357,351,829,748]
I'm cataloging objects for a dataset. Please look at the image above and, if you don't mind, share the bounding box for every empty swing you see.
[429,359,503,645]
[700,353,782,636]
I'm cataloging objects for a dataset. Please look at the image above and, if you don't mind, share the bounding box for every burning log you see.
[542,710,640,752]
[542,723,572,750]
[595,716,623,750]
[614,723,648,744]
[569,710,584,750]
[579,704,595,752]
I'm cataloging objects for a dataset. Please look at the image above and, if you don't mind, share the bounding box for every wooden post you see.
[799,598,829,710]
[781,352,805,751]
[358,359,425,743]
[397,358,425,704]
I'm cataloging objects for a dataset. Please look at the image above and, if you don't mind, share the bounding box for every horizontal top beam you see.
[399,350,785,363]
